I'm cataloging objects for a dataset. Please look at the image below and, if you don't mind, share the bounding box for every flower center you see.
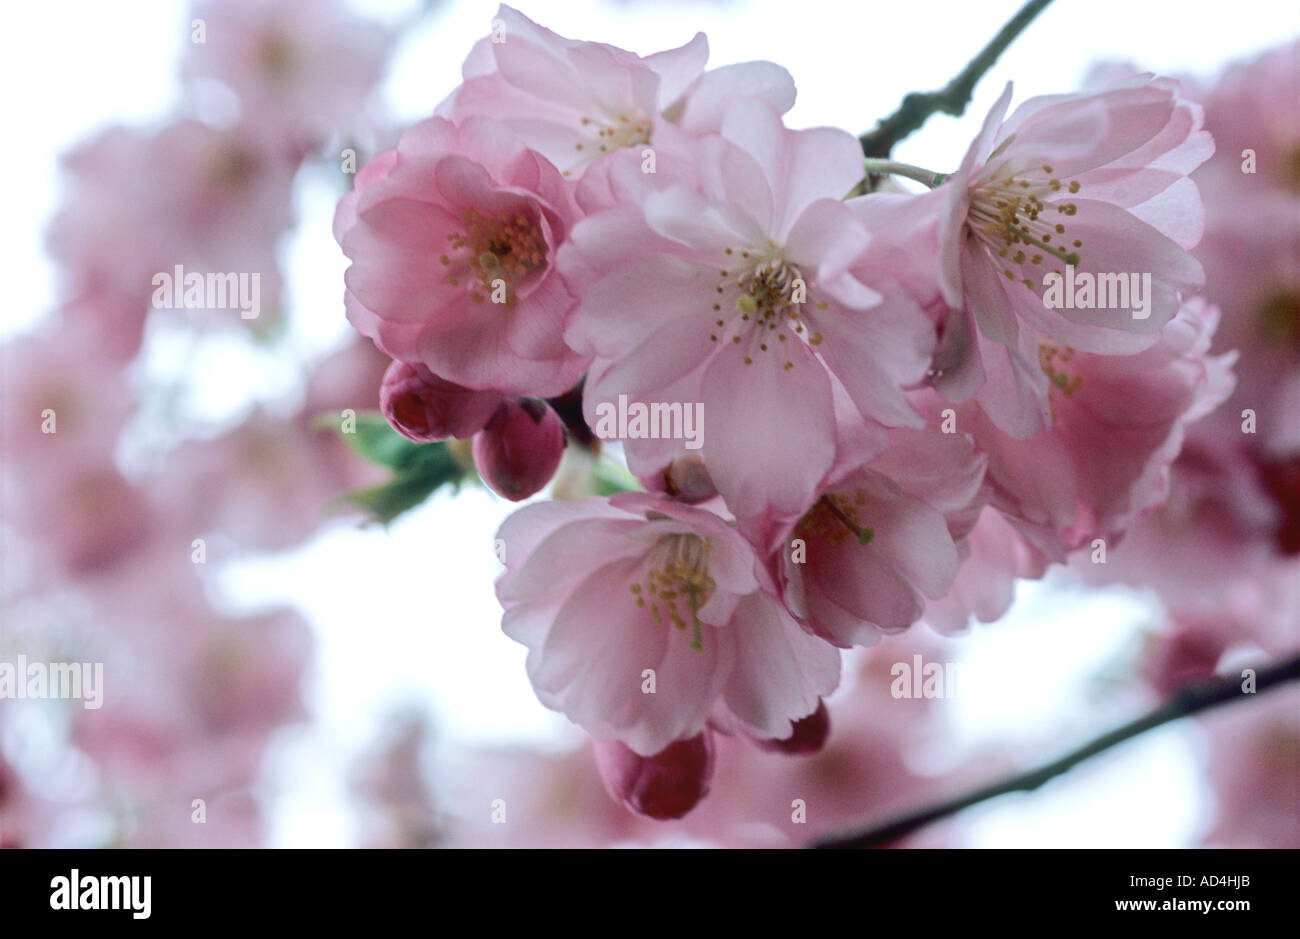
[629,533,715,651]
[258,32,298,79]
[441,208,546,306]
[1039,338,1083,425]
[208,143,259,190]
[706,246,826,372]
[967,161,1084,292]
[1038,339,1083,396]
[567,111,652,176]
[1257,285,1300,355]
[796,492,875,548]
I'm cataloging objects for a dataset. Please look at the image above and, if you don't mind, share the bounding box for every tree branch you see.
[812,651,1300,849]
[859,0,1054,158]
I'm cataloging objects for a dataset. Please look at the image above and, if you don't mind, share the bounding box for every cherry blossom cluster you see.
[336,6,1273,820]
[7,0,1294,848]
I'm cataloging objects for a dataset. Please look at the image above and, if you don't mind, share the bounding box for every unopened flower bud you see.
[752,699,831,755]
[593,732,715,820]
[1256,454,1300,555]
[473,398,566,501]
[1142,622,1226,698]
[661,456,717,504]
[380,360,503,442]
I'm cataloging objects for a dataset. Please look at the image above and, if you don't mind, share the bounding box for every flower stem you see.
[859,0,1055,158]
[860,158,946,189]
[811,651,1300,848]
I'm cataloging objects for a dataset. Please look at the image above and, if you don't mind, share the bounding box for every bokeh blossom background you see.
[1,0,1297,848]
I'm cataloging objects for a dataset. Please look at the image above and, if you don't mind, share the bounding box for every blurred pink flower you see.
[1199,685,1300,848]
[0,329,133,473]
[1185,42,1300,559]
[184,0,392,157]
[350,714,443,849]
[440,740,639,848]
[47,121,294,338]
[302,337,392,420]
[152,408,369,552]
[1068,433,1299,653]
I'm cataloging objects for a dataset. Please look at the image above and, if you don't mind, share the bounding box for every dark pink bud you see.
[1255,454,1300,555]
[594,732,715,820]
[380,359,504,443]
[1143,622,1226,697]
[753,699,831,755]
[473,399,566,501]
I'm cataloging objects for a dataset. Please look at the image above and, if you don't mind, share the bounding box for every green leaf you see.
[323,412,477,524]
[332,411,424,470]
[340,471,456,525]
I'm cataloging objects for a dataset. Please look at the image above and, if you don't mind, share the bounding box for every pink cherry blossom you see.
[45,552,313,848]
[960,298,1236,561]
[47,121,295,335]
[439,5,795,181]
[183,0,392,157]
[924,506,1050,635]
[350,714,442,849]
[776,428,988,647]
[567,100,935,531]
[1067,444,1299,656]
[0,329,133,474]
[6,467,153,578]
[933,77,1213,436]
[494,493,840,756]
[151,408,367,552]
[1060,45,1300,630]
[302,337,392,420]
[336,116,587,396]
[0,330,154,578]
[441,740,640,848]
[1187,42,1300,461]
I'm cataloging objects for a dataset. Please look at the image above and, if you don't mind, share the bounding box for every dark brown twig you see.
[813,651,1300,848]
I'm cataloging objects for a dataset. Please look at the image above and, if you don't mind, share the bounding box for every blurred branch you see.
[858,0,1054,158]
[812,651,1300,849]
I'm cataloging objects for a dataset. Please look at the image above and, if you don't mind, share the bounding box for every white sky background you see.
[3,0,1296,847]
